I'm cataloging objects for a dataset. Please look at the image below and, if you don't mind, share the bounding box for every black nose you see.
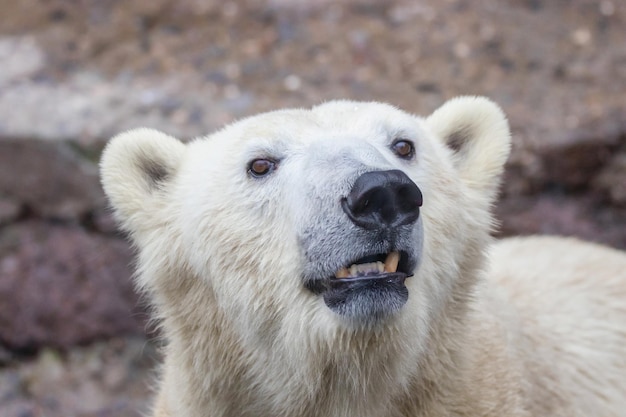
[341,170,423,230]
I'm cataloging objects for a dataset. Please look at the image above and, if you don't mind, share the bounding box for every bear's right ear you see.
[100,128,186,232]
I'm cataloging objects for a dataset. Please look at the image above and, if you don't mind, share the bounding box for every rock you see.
[0,139,105,221]
[0,36,44,87]
[496,194,626,249]
[0,337,154,417]
[594,151,626,206]
[0,221,144,351]
[534,118,625,192]
[0,368,20,400]
[0,344,12,365]
[0,130,143,353]
[497,195,598,240]
[0,199,20,227]
[90,207,123,236]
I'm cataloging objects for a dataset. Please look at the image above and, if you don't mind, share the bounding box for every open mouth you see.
[321,250,413,322]
[330,251,412,284]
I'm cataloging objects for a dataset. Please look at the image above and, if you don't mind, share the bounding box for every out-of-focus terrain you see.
[0,0,624,415]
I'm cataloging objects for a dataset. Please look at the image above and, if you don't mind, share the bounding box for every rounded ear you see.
[100,128,186,232]
[426,96,511,201]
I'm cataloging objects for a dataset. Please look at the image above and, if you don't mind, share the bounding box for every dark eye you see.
[391,139,415,159]
[248,158,277,178]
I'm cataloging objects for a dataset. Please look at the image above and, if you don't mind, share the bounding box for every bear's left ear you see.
[425,96,511,202]
[100,128,186,233]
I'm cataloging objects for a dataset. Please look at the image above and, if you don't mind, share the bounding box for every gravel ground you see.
[0,337,158,417]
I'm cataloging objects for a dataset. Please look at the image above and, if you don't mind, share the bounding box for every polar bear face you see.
[101,97,510,360]
[181,102,430,323]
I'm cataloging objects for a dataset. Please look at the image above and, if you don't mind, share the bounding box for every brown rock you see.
[0,337,154,417]
[0,198,21,226]
[0,139,105,221]
[594,152,626,206]
[496,194,626,249]
[0,221,144,351]
[497,195,598,239]
[90,207,123,236]
[537,119,624,192]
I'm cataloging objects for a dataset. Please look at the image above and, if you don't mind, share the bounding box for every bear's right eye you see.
[248,158,277,178]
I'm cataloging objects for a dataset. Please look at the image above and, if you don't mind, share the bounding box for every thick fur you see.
[100,97,626,417]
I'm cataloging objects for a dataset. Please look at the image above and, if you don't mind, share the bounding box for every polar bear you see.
[100,97,626,417]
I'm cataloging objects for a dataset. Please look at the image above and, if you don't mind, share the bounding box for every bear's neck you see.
[154,277,483,417]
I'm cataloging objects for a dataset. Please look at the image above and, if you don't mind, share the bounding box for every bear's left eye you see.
[391,139,415,160]
[248,158,277,178]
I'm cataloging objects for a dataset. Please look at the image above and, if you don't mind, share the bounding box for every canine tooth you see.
[335,268,349,279]
[377,261,384,273]
[384,251,400,273]
[350,265,358,276]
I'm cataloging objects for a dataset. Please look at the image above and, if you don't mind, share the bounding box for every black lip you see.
[329,272,410,287]
[323,272,410,321]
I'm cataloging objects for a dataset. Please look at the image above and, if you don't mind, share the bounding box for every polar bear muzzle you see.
[305,169,422,324]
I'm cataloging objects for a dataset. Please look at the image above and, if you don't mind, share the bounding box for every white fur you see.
[100,97,626,417]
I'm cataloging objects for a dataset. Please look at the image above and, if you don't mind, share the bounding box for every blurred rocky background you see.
[0,0,624,415]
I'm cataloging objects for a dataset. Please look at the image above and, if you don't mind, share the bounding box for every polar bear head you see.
[101,97,510,408]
